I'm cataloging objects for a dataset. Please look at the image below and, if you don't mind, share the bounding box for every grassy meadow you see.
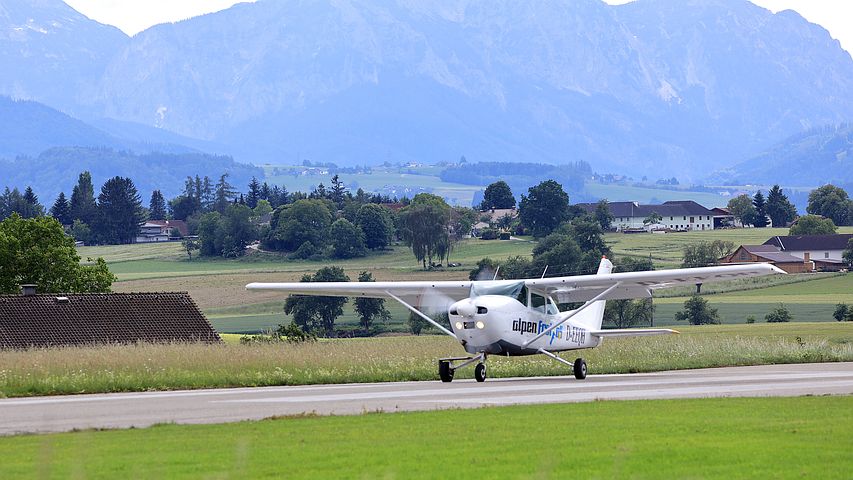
[1,396,850,478]
[1,323,850,398]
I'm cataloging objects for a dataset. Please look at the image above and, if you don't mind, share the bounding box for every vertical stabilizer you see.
[573,257,612,330]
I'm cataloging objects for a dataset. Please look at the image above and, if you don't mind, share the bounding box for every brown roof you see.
[764,234,853,252]
[148,220,190,237]
[0,292,221,350]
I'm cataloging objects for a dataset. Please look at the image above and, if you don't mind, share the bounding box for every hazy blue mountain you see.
[0,147,264,204]
[709,124,853,186]
[0,95,225,157]
[0,0,127,115]
[85,0,852,177]
[3,0,853,180]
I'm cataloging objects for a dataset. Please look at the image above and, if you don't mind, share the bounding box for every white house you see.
[579,201,721,232]
[763,234,853,270]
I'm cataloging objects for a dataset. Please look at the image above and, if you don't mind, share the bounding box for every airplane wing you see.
[527,263,785,303]
[246,263,784,306]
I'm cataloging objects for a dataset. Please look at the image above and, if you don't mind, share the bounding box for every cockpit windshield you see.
[470,281,525,299]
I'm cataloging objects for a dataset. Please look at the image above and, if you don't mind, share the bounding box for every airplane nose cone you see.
[456,300,476,318]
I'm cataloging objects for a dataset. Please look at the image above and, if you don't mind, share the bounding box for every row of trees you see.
[726,184,853,229]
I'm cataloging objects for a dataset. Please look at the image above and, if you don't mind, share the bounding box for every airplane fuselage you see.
[448,295,602,356]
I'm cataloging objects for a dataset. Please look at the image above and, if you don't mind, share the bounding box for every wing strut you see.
[522,282,622,348]
[384,291,458,340]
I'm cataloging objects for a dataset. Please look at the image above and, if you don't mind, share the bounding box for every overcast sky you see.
[63,0,851,54]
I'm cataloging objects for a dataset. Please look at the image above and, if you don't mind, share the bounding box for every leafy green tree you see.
[451,207,478,246]
[70,220,92,244]
[675,295,720,325]
[197,212,222,256]
[594,199,614,230]
[682,240,734,268]
[399,193,452,269]
[50,192,72,225]
[329,218,367,259]
[355,203,394,250]
[643,211,663,227]
[284,266,350,336]
[169,195,197,221]
[217,204,257,257]
[807,184,852,226]
[752,191,769,228]
[480,181,516,210]
[727,194,758,226]
[842,238,853,268]
[765,304,792,323]
[519,180,570,237]
[182,238,199,259]
[69,171,97,225]
[566,217,610,255]
[353,271,390,332]
[148,190,168,220]
[407,310,429,335]
[532,223,604,277]
[833,304,848,322]
[264,199,334,252]
[766,185,797,227]
[0,214,114,294]
[252,199,273,218]
[789,215,837,235]
[94,176,145,244]
[604,298,654,328]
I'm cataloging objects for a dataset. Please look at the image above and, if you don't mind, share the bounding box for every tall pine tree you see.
[94,177,145,244]
[246,177,261,209]
[21,186,44,218]
[766,185,797,228]
[70,171,97,225]
[50,192,72,225]
[752,191,769,228]
[149,190,168,220]
[214,173,236,213]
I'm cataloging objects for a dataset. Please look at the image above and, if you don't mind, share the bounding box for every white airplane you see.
[247,258,784,383]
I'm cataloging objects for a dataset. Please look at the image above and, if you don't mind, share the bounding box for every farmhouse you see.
[720,234,853,273]
[719,245,813,274]
[135,220,189,243]
[763,234,853,271]
[578,201,722,232]
[0,287,220,350]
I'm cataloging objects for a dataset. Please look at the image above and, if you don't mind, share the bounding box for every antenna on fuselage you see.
[541,265,549,279]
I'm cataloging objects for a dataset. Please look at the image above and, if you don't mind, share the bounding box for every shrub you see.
[746,315,756,324]
[480,228,500,240]
[765,304,792,323]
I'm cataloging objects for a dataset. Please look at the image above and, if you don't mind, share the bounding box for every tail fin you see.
[573,257,612,330]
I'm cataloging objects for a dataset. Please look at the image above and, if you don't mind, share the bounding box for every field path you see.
[1,363,851,436]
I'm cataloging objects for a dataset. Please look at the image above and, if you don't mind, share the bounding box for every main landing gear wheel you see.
[439,360,454,383]
[474,363,487,383]
[573,358,587,380]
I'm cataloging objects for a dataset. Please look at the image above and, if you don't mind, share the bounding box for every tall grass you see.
[1,325,851,398]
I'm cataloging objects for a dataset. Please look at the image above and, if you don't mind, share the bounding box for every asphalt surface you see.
[1,362,852,436]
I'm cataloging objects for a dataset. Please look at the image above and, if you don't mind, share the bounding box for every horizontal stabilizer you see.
[590,328,679,338]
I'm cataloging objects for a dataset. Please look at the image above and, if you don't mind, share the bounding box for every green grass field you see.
[1,323,850,398]
[1,396,850,478]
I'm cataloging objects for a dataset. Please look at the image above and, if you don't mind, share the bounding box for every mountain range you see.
[1,0,852,187]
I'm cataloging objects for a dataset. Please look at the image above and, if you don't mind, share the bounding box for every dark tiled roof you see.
[578,200,715,218]
[0,292,221,350]
[763,234,853,251]
[742,245,783,253]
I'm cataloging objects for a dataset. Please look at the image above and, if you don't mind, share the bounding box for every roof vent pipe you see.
[21,284,37,296]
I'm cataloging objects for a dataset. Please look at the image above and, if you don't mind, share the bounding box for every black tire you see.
[474,363,487,382]
[439,360,454,383]
[573,358,587,380]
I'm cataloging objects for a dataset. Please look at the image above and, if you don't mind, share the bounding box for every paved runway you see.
[1,362,852,436]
